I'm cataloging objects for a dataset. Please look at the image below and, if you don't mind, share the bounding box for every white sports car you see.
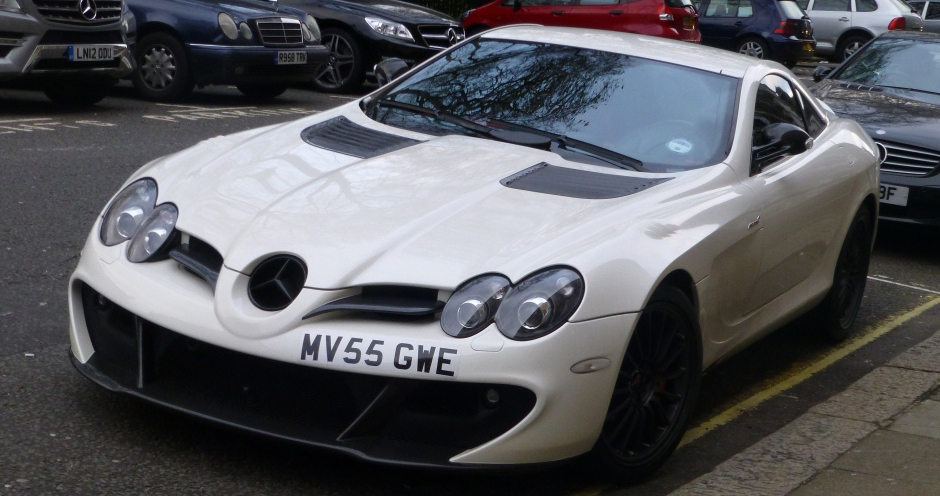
[68,26,879,480]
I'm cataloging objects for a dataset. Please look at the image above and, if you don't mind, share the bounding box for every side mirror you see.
[374,58,409,87]
[513,0,522,12]
[752,123,813,173]
[812,66,833,83]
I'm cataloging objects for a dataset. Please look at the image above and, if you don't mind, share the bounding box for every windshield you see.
[367,39,739,173]
[833,37,940,95]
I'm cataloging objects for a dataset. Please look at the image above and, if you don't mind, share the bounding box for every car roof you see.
[876,31,940,42]
[479,25,771,78]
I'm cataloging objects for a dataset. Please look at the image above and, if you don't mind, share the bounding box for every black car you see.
[812,31,940,225]
[694,0,816,68]
[127,0,330,101]
[280,0,464,92]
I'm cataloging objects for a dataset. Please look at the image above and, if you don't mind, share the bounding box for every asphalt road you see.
[3,72,940,495]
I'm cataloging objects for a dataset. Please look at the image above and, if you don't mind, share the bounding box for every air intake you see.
[248,256,307,311]
[301,116,423,158]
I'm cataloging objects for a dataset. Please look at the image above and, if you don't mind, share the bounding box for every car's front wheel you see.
[312,28,364,93]
[591,286,702,482]
[132,33,195,102]
[815,205,873,343]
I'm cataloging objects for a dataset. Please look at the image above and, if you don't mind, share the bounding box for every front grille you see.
[417,25,464,49]
[39,29,123,45]
[877,140,940,176]
[256,18,304,46]
[33,0,123,25]
[77,282,537,466]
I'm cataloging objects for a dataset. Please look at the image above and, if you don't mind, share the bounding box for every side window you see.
[813,0,850,10]
[928,1,940,18]
[909,0,926,14]
[738,0,754,16]
[753,75,806,147]
[856,0,878,12]
[706,0,737,16]
[796,0,810,8]
[796,91,825,137]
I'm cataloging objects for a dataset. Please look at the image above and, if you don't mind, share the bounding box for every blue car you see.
[694,0,816,68]
[128,0,330,101]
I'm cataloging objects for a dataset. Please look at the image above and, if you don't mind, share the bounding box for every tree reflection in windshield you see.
[837,38,940,95]
[369,39,739,172]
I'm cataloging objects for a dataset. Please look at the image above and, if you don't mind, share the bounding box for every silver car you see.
[797,0,923,60]
[909,1,940,31]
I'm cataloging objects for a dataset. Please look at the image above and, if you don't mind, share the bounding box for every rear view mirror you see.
[813,66,833,83]
[752,123,813,173]
[375,58,409,87]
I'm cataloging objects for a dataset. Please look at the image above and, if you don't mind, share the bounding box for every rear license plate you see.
[69,45,114,62]
[276,50,307,65]
[880,184,909,206]
[803,42,814,51]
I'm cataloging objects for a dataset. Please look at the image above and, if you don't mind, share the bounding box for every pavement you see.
[668,311,940,496]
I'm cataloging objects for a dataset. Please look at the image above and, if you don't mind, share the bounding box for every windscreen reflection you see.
[367,39,739,172]
[836,38,940,96]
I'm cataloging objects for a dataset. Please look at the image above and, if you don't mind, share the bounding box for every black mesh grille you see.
[301,116,423,158]
[33,0,123,25]
[39,29,123,44]
[248,255,307,311]
[256,18,304,46]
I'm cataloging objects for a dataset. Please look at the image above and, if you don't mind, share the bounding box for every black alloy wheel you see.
[815,205,872,343]
[312,28,364,93]
[132,33,195,102]
[592,286,702,482]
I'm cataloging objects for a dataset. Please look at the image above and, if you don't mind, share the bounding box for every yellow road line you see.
[678,296,940,448]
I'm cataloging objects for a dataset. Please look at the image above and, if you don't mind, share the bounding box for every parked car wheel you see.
[736,37,769,59]
[591,286,702,481]
[815,205,873,343]
[236,84,288,100]
[312,28,364,93]
[838,34,870,62]
[132,33,195,102]
[43,83,111,106]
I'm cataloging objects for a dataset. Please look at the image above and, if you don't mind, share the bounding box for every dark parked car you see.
[460,0,702,44]
[694,0,816,67]
[279,0,464,92]
[127,0,330,101]
[812,31,940,225]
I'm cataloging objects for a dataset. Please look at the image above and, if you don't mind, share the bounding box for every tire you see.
[736,37,769,60]
[838,35,870,62]
[132,32,195,102]
[591,286,702,482]
[814,205,873,343]
[236,84,288,100]
[311,28,365,93]
[43,82,112,106]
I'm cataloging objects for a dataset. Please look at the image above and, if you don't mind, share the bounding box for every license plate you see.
[69,45,113,62]
[298,333,460,378]
[276,50,307,65]
[880,184,909,206]
[803,42,814,52]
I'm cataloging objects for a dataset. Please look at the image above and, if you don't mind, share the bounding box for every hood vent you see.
[301,116,423,158]
[501,163,670,199]
[837,82,884,94]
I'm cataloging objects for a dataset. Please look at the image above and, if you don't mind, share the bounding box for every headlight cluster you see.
[99,178,178,263]
[219,12,253,41]
[442,267,584,341]
[303,15,321,42]
[365,17,414,42]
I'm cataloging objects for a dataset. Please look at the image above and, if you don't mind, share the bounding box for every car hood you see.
[142,108,707,290]
[813,80,940,150]
[319,0,456,24]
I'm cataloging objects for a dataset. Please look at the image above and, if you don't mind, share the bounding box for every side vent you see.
[301,116,423,158]
[501,163,670,199]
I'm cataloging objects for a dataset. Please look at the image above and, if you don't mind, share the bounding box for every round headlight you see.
[239,22,253,40]
[219,13,238,40]
[127,204,178,263]
[495,267,584,341]
[441,274,510,338]
[304,15,321,42]
[100,178,157,246]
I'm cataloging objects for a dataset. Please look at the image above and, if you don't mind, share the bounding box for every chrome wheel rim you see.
[316,34,356,89]
[739,41,765,59]
[140,45,177,90]
[844,41,863,59]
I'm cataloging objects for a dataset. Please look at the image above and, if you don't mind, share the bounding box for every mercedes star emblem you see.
[79,0,98,20]
[447,28,459,45]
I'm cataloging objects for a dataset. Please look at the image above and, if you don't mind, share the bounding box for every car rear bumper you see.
[188,44,330,86]
[769,36,816,63]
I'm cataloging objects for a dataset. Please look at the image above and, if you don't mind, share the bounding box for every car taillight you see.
[888,17,906,30]
[774,20,796,35]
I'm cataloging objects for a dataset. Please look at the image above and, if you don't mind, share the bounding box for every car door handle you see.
[609,10,623,15]
[734,21,744,25]
[551,10,565,15]
[839,16,850,21]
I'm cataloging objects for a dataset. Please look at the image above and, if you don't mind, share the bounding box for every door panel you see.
[807,0,852,51]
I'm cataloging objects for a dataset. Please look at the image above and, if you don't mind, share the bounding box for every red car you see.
[461,0,701,42]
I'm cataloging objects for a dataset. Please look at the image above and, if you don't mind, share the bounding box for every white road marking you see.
[0,118,55,124]
[868,276,940,295]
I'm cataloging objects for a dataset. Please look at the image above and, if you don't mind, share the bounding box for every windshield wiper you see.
[876,85,940,97]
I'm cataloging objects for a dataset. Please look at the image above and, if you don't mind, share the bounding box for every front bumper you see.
[358,34,441,67]
[68,224,635,467]
[187,44,330,87]
[878,172,940,226]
